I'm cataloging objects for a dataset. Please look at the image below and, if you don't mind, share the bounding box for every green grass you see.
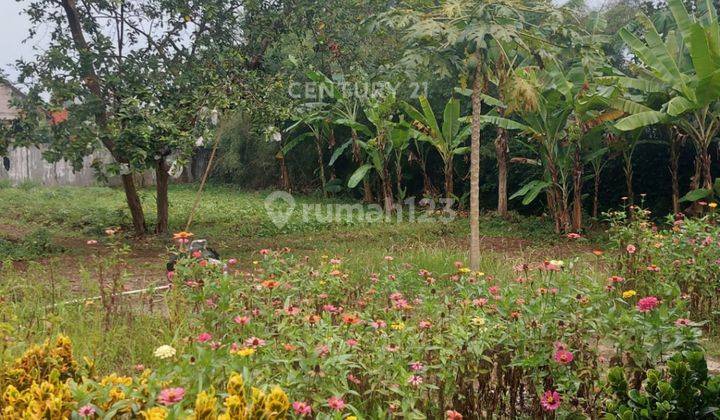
[0,183,570,262]
[0,184,589,373]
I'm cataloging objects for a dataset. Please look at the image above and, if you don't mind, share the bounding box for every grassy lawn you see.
[0,184,596,371]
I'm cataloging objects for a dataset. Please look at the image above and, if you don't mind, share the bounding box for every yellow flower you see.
[622,290,637,299]
[549,260,564,267]
[193,390,218,419]
[474,271,485,277]
[471,316,486,327]
[458,267,471,274]
[153,345,176,359]
[141,407,168,420]
[264,386,290,418]
[390,322,405,331]
[347,417,358,420]
[234,347,255,357]
[709,202,718,208]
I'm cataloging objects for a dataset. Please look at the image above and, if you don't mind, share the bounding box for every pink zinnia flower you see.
[410,361,424,371]
[370,320,386,329]
[637,296,660,312]
[78,405,95,417]
[157,387,185,406]
[197,332,212,343]
[566,233,581,239]
[488,285,500,296]
[446,410,463,420]
[473,298,488,307]
[675,318,691,327]
[540,390,561,411]
[227,258,238,265]
[327,396,345,411]
[244,337,266,347]
[234,315,250,325]
[419,320,432,329]
[626,244,636,254]
[408,375,423,387]
[292,401,312,416]
[554,349,574,365]
[316,344,330,357]
[259,249,270,255]
[346,338,358,347]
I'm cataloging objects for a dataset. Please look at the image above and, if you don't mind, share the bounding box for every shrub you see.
[0,335,290,419]
[604,351,720,419]
[164,246,702,418]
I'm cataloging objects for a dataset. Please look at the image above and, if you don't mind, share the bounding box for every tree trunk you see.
[593,170,600,219]
[351,130,373,203]
[495,128,509,218]
[443,156,454,200]
[395,156,403,201]
[547,157,565,234]
[363,179,373,203]
[623,152,634,205]
[469,62,482,270]
[381,166,394,213]
[61,0,146,234]
[121,173,147,235]
[155,159,169,234]
[669,127,682,214]
[277,153,291,191]
[571,143,583,232]
[699,148,713,190]
[314,135,327,197]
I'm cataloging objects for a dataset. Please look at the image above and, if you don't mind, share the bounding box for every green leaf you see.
[329,140,353,166]
[680,188,712,202]
[442,98,461,143]
[348,164,373,188]
[477,115,529,131]
[615,111,667,131]
[666,96,695,116]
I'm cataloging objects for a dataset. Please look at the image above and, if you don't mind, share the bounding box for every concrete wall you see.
[0,145,107,186]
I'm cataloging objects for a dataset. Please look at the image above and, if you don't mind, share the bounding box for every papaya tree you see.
[379,0,557,268]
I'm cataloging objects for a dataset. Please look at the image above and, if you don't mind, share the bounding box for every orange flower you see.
[173,231,194,240]
[50,108,69,125]
[342,314,362,325]
[262,280,280,289]
[307,314,321,324]
[592,250,603,256]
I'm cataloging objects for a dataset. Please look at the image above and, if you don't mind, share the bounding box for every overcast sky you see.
[1,0,609,85]
[1,1,37,82]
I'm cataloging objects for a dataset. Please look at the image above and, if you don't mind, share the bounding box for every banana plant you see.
[285,104,331,197]
[402,96,470,200]
[612,0,720,190]
[347,94,402,212]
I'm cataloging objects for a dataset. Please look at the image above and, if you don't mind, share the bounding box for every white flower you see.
[154,345,176,359]
[195,136,204,147]
[271,131,282,142]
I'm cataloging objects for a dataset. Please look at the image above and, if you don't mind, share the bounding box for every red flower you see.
[637,296,660,312]
[554,349,574,365]
[540,390,561,411]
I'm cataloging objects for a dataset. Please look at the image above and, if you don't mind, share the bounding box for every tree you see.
[403,96,470,200]
[614,0,720,191]
[381,0,556,269]
[13,0,247,234]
